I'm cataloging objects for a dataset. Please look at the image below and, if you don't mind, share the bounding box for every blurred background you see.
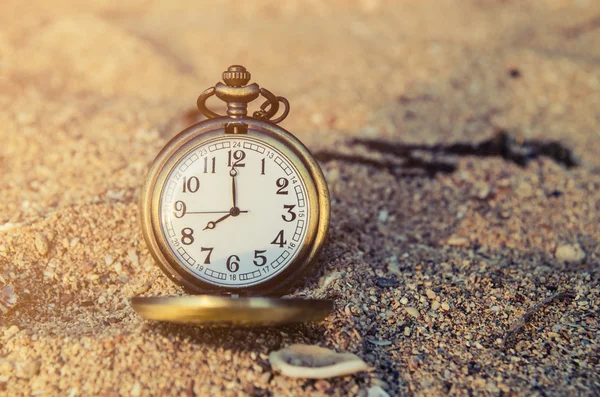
[2,0,599,223]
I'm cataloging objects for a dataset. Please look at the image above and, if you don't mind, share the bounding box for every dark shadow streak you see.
[562,14,600,39]
[314,150,457,178]
[315,131,578,178]
[140,321,328,352]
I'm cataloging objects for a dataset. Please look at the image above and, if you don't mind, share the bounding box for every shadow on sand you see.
[315,130,578,178]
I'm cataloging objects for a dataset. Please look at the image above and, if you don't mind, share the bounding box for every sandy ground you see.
[1,0,599,395]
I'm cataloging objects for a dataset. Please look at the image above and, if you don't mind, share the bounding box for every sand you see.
[1,0,599,395]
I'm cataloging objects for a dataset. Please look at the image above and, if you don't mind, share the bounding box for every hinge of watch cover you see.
[219,291,246,299]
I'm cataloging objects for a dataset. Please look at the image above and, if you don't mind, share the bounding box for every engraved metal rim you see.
[140,117,330,296]
[131,296,334,325]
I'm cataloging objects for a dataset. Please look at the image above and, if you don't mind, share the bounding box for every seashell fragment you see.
[0,285,17,314]
[269,344,369,379]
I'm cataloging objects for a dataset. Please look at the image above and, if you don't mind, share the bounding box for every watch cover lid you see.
[131,295,333,326]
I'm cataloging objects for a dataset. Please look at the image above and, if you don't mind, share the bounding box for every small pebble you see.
[130,382,142,397]
[400,297,408,305]
[403,326,411,337]
[555,244,586,264]
[490,306,501,313]
[34,233,49,256]
[477,185,491,199]
[314,380,331,393]
[378,210,389,223]
[128,249,139,266]
[258,371,272,384]
[405,307,420,318]
[133,284,150,295]
[19,361,41,379]
[326,168,340,184]
[4,325,19,338]
[82,262,95,273]
[426,289,436,300]
[447,236,469,247]
[441,302,450,311]
[516,181,533,197]
[432,301,441,311]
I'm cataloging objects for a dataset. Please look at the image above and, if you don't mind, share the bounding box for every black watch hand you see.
[203,213,232,230]
[185,210,249,215]
[202,207,249,230]
[230,167,238,209]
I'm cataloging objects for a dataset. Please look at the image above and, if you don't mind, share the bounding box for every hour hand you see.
[203,213,231,230]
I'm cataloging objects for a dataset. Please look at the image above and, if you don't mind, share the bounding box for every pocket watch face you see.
[158,134,312,289]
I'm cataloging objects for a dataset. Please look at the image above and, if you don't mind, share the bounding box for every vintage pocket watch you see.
[132,66,332,325]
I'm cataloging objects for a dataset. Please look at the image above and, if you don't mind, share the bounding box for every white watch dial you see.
[159,135,311,288]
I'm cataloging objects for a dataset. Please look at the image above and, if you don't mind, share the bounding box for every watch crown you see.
[222,65,251,87]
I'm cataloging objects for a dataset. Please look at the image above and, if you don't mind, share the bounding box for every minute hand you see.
[230,168,238,209]
[186,210,249,215]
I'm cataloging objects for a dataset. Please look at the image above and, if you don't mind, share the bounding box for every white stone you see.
[555,244,586,264]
